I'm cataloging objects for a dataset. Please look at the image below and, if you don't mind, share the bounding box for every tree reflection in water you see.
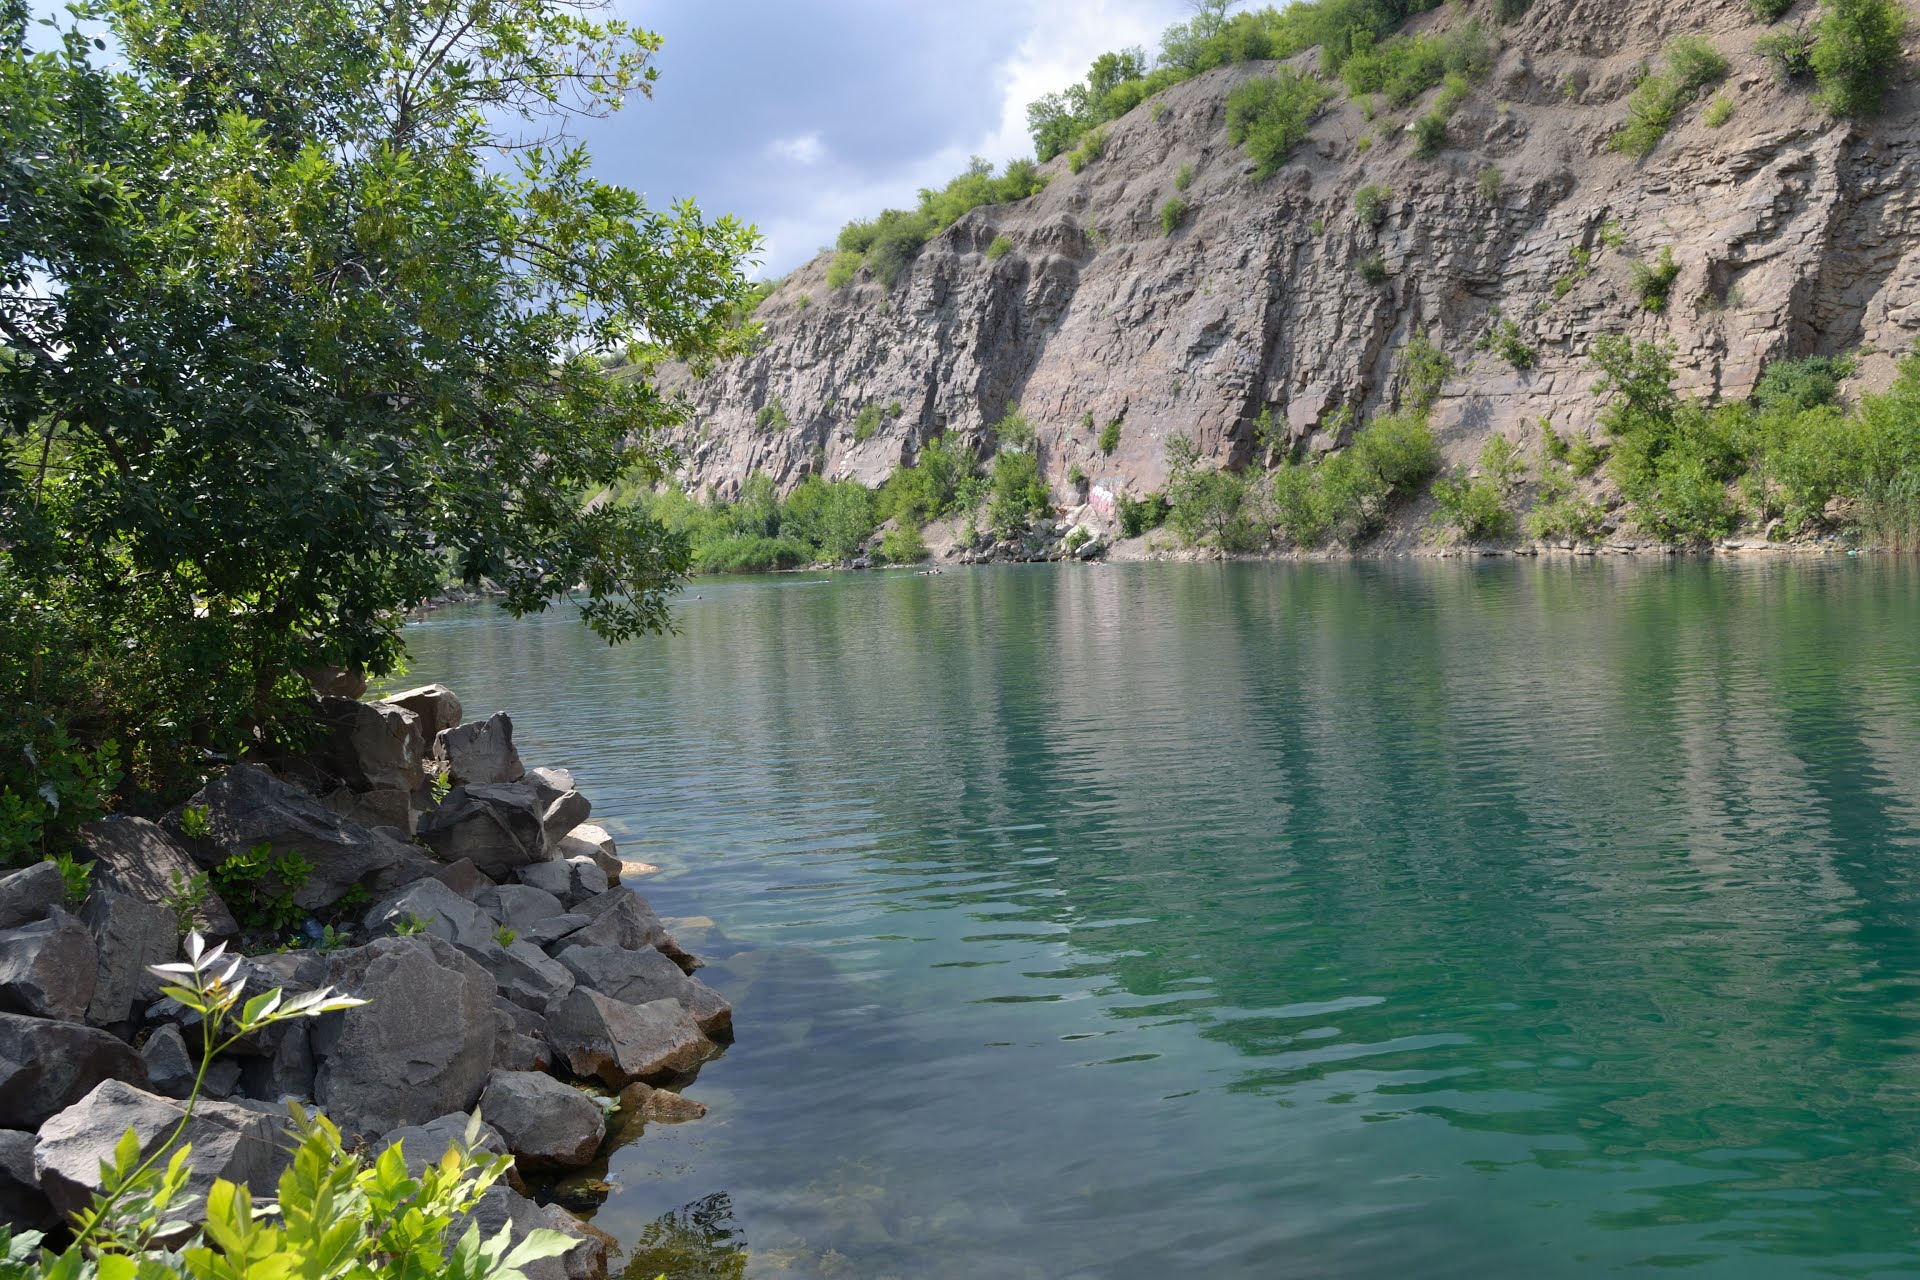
[619,1193,749,1280]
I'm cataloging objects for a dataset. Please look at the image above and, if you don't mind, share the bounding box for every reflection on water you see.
[398,559,1920,1279]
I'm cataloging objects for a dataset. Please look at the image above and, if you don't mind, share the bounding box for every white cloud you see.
[766,131,828,166]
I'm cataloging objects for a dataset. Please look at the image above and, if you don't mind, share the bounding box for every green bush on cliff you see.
[1165,436,1268,553]
[0,0,755,808]
[834,158,1047,289]
[1227,70,1332,179]
[1811,0,1907,116]
[1611,36,1730,156]
[1272,409,1439,546]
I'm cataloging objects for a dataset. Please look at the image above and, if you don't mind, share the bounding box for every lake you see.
[397,558,1920,1279]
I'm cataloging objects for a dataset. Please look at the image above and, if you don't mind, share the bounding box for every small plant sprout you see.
[493,925,519,948]
[395,912,435,937]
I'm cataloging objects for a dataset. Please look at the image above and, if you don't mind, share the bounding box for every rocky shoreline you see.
[0,682,727,1280]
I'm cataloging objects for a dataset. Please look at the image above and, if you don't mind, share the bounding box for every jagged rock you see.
[477,884,565,930]
[478,1070,606,1171]
[0,910,96,1021]
[521,913,590,948]
[0,863,63,931]
[236,1020,316,1104]
[460,939,574,1014]
[552,828,622,885]
[558,888,670,954]
[316,695,425,793]
[311,935,496,1138]
[544,988,712,1088]
[432,857,499,902]
[381,684,465,747]
[34,1080,289,1218]
[492,998,551,1073]
[167,765,426,911]
[554,945,731,1038]
[517,859,606,908]
[526,768,592,844]
[303,666,368,699]
[458,1184,569,1280]
[0,1012,147,1129]
[436,713,524,786]
[0,1128,53,1232]
[323,785,417,835]
[140,1023,197,1098]
[615,1081,708,1124]
[75,817,239,936]
[418,783,549,879]
[80,890,176,1027]
[539,1203,614,1280]
[365,877,495,950]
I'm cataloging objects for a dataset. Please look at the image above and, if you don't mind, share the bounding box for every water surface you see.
[399,559,1920,1279]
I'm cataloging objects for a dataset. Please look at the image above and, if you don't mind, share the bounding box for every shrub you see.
[1612,36,1728,156]
[832,158,1048,288]
[1067,128,1108,173]
[1703,91,1735,127]
[1477,165,1504,202]
[1754,353,1856,413]
[696,534,813,573]
[1354,183,1392,228]
[1357,253,1389,284]
[1273,408,1439,546]
[1226,70,1331,179]
[1751,0,1795,18]
[880,524,929,564]
[1175,162,1195,191]
[1166,438,1268,552]
[1484,317,1536,370]
[1497,0,1533,21]
[1667,35,1732,91]
[756,397,791,433]
[1631,246,1681,311]
[1413,109,1448,156]
[1431,469,1514,540]
[1117,491,1170,537]
[1592,335,1742,541]
[1400,330,1454,412]
[853,403,883,442]
[1525,469,1606,541]
[1098,418,1122,454]
[989,443,1050,537]
[1160,195,1191,236]
[1811,0,1907,116]
[985,235,1014,260]
[1567,431,1607,477]
[827,251,862,289]
[879,433,976,526]
[1758,27,1818,79]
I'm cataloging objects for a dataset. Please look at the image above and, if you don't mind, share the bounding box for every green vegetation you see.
[834,158,1048,289]
[1431,437,1522,541]
[492,925,519,948]
[989,419,1052,538]
[1160,196,1191,236]
[1226,70,1332,178]
[1338,18,1492,107]
[1273,409,1439,546]
[1758,27,1818,80]
[1357,253,1390,284]
[1811,0,1907,116]
[1750,0,1796,19]
[1400,331,1454,412]
[1611,36,1729,156]
[1175,162,1195,191]
[881,524,929,564]
[1098,419,1123,455]
[986,235,1014,260]
[1413,109,1449,157]
[1163,436,1267,552]
[1117,492,1171,537]
[1482,317,1537,370]
[0,0,753,816]
[828,251,862,288]
[210,842,313,934]
[1703,92,1736,127]
[624,470,893,573]
[1631,246,1681,312]
[1478,165,1504,202]
[756,397,792,433]
[1525,468,1607,541]
[854,403,884,443]
[1067,128,1109,174]
[1354,184,1393,228]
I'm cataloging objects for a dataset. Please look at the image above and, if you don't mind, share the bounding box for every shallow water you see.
[398,559,1920,1279]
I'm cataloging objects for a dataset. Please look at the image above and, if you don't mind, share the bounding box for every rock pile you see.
[0,686,728,1280]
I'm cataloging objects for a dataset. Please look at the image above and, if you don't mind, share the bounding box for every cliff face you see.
[661,0,1920,518]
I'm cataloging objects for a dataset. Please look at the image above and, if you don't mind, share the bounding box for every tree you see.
[0,0,757,804]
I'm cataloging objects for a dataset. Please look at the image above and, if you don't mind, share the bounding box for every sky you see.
[574,0,1197,278]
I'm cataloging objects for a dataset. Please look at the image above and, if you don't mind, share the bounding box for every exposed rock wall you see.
[661,0,1920,514]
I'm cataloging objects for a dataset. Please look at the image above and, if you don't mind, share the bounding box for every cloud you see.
[766,131,828,166]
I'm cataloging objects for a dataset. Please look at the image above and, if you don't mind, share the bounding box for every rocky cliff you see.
[660,0,1919,526]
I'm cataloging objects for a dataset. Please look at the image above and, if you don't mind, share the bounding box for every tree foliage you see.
[0,0,757,802]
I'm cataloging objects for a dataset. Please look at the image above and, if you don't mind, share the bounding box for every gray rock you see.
[0,1012,148,1130]
[236,1021,315,1104]
[436,713,524,787]
[167,765,423,911]
[381,684,465,748]
[323,785,417,836]
[478,1070,606,1170]
[418,783,548,879]
[457,1184,568,1280]
[517,860,605,909]
[0,911,97,1021]
[476,884,565,930]
[544,989,712,1088]
[0,863,63,931]
[316,696,425,793]
[524,769,591,846]
[521,914,590,948]
[559,888,669,953]
[539,1203,613,1280]
[365,877,495,950]
[303,666,368,699]
[311,935,496,1139]
[555,825,621,885]
[554,945,731,1038]
[34,1080,290,1218]
[432,858,498,902]
[140,1023,197,1098]
[81,890,177,1027]
[460,939,574,1013]
[75,817,239,937]
[0,1128,54,1232]
[564,859,610,901]
[492,998,551,1073]
[371,1110,509,1177]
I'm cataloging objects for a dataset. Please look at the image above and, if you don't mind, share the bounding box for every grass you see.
[985,235,1013,260]
[1611,36,1729,157]
[1631,246,1681,312]
[1354,184,1392,228]
[1160,195,1190,236]
[1357,253,1389,285]
[1174,162,1194,191]
[1703,92,1735,127]
[853,403,882,443]
[1477,165,1503,202]
[1098,418,1121,455]
[1750,0,1795,18]
[1067,128,1108,174]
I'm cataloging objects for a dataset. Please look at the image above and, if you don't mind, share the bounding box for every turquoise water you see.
[398,560,1920,1279]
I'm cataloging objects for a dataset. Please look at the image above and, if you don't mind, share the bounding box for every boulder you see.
[315,696,424,793]
[555,825,621,885]
[458,1184,569,1280]
[0,911,97,1021]
[460,939,574,1014]
[364,877,495,950]
[140,1023,197,1098]
[539,1203,614,1280]
[476,884,565,930]
[615,1081,708,1124]
[311,935,496,1138]
[323,785,417,836]
[236,1020,316,1104]
[418,783,548,880]
[167,765,425,911]
[554,945,731,1038]
[80,890,177,1027]
[478,1070,606,1170]
[521,914,590,948]
[436,713,524,787]
[544,989,711,1088]
[492,998,551,1073]
[34,1080,290,1218]
[558,888,669,953]
[526,769,592,845]
[432,858,498,902]
[75,817,239,937]
[381,684,465,748]
[0,1012,148,1130]
[517,859,605,908]
[0,863,63,931]
[302,666,368,699]
[371,1110,509,1177]
[0,1128,54,1232]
